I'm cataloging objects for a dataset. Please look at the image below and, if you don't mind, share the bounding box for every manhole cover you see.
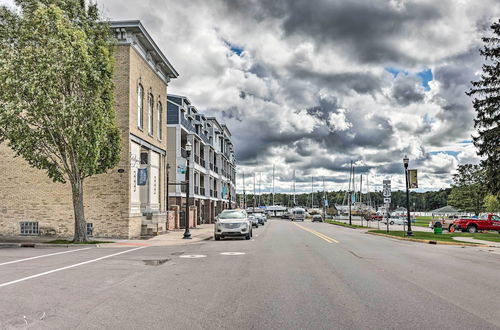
[179,254,207,259]
[220,252,245,256]
[143,259,170,266]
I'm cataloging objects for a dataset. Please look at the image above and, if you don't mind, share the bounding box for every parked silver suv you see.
[214,209,252,240]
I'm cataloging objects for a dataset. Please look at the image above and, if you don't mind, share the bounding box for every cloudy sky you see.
[4,0,499,193]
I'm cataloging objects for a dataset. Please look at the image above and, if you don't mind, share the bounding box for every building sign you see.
[408,169,418,189]
[222,185,228,198]
[177,165,186,174]
[137,168,148,186]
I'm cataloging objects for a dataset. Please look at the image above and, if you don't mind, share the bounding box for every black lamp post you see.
[183,141,192,239]
[403,155,413,236]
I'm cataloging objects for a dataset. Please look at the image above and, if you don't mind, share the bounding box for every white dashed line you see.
[220,252,246,256]
[179,254,207,258]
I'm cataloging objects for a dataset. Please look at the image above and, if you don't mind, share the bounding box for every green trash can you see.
[433,221,443,234]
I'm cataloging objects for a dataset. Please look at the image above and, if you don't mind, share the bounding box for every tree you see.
[448,164,487,215]
[467,19,500,195]
[0,0,120,242]
[484,194,500,213]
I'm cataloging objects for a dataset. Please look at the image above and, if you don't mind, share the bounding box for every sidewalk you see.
[0,224,214,248]
[452,237,500,247]
[108,224,214,247]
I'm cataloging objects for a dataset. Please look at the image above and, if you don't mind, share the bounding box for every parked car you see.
[248,215,259,228]
[255,213,266,225]
[214,209,252,240]
[290,208,306,221]
[281,212,290,219]
[452,214,500,233]
[312,214,323,222]
[365,213,383,221]
[382,217,408,225]
[429,216,457,231]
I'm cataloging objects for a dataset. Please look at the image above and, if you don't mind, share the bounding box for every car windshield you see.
[219,211,246,219]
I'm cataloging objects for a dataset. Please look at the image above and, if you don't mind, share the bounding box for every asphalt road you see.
[0,219,499,330]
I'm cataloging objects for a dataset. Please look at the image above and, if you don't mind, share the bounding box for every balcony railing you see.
[201,159,206,168]
[181,185,187,193]
[200,187,205,195]
[210,189,214,197]
[214,190,218,198]
[194,186,199,195]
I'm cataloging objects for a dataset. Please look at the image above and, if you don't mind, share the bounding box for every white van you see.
[290,208,305,221]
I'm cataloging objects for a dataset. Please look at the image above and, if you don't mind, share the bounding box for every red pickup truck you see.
[452,214,500,233]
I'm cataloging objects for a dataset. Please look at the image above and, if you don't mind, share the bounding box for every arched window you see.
[157,101,163,140]
[137,84,144,129]
[148,93,154,135]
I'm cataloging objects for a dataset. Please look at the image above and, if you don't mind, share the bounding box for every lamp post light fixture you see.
[183,141,192,239]
[403,155,413,236]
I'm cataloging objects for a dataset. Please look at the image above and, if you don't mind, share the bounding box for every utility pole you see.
[311,176,314,209]
[348,161,352,226]
[323,176,326,221]
[258,172,261,207]
[360,174,363,227]
[253,172,256,213]
[293,170,296,206]
[243,171,246,209]
[272,164,275,206]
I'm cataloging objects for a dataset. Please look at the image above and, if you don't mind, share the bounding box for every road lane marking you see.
[293,223,339,243]
[220,252,245,255]
[179,254,206,258]
[0,246,147,288]
[0,247,92,266]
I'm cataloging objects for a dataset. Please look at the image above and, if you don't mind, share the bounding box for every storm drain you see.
[143,259,170,266]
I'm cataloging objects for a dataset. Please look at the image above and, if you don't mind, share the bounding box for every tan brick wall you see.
[0,44,172,239]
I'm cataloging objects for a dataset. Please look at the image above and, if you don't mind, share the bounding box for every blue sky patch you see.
[416,69,433,91]
[429,150,459,157]
[458,140,473,144]
[385,67,433,91]
[224,40,244,56]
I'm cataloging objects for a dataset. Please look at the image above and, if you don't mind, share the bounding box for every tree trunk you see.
[71,177,87,242]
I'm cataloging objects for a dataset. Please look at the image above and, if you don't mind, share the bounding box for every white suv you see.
[214,209,252,240]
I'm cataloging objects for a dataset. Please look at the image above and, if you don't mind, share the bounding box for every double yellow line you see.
[293,223,339,243]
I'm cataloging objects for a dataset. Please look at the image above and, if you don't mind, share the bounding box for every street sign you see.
[177,165,186,174]
[384,197,391,204]
[383,179,391,197]
[409,169,418,189]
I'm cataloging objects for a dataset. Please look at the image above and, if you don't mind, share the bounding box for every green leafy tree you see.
[467,19,500,195]
[0,0,120,242]
[484,194,500,213]
[448,164,487,215]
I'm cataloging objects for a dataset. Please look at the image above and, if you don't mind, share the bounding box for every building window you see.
[148,93,154,135]
[137,84,144,129]
[157,101,163,140]
[20,221,39,235]
[87,223,93,236]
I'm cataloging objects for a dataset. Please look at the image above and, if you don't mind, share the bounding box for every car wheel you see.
[390,221,394,225]
[467,225,477,233]
[214,234,221,241]
[245,233,251,240]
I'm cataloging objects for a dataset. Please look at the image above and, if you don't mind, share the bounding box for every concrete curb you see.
[366,231,489,247]
[0,242,102,248]
[325,221,367,230]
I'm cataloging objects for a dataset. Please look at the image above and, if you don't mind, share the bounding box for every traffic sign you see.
[384,197,391,204]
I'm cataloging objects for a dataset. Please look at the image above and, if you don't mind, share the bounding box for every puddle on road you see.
[143,259,170,266]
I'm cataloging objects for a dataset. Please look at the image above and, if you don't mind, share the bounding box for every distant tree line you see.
[237,188,452,212]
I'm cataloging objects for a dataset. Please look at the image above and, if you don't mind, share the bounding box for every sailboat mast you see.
[293,170,296,206]
[258,172,261,207]
[243,171,246,209]
[253,172,256,212]
[360,174,363,204]
[348,161,352,225]
[311,176,314,209]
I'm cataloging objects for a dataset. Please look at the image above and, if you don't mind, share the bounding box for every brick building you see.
[0,21,179,239]
[167,95,237,225]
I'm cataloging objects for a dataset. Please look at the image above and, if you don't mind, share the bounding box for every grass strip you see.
[369,230,500,244]
[325,220,365,229]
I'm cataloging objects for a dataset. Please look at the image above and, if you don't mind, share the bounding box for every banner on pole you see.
[408,169,418,189]
[137,168,148,185]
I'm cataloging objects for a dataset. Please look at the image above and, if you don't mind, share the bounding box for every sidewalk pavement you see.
[107,224,214,247]
[0,224,214,248]
[452,236,500,247]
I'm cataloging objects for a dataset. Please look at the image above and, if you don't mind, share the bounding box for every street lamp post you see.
[403,155,413,236]
[183,141,192,239]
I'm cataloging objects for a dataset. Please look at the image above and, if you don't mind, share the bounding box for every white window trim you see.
[148,93,154,136]
[157,101,162,140]
[137,84,144,130]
